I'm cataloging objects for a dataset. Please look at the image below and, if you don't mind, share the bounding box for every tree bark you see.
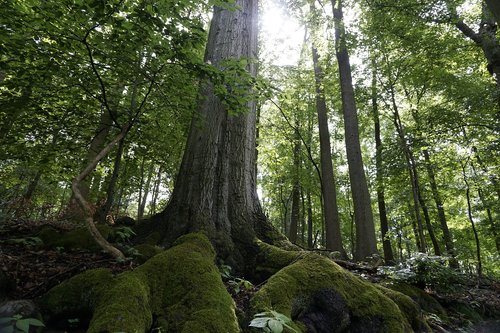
[72,125,130,259]
[390,85,427,253]
[311,45,347,257]
[148,1,284,272]
[461,161,483,277]
[333,0,377,260]
[423,148,458,266]
[451,3,500,107]
[150,166,162,215]
[97,136,126,223]
[371,65,395,264]
[138,161,154,220]
[289,128,301,243]
[67,108,113,219]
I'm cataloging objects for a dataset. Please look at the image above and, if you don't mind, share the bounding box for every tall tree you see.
[311,44,347,257]
[145,0,285,271]
[332,0,377,260]
[371,65,395,263]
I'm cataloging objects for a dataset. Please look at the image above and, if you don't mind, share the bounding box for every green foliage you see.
[0,315,45,333]
[249,310,298,333]
[113,226,136,243]
[381,253,465,292]
[219,264,253,293]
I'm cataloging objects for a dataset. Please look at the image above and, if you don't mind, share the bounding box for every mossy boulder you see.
[133,243,163,263]
[376,285,431,332]
[251,254,418,333]
[385,281,447,320]
[254,241,305,281]
[40,232,239,333]
[37,225,113,251]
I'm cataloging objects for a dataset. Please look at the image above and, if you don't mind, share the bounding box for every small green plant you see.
[228,277,253,294]
[249,310,298,333]
[219,264,253,293]
[114,226,136,242]
[0,315,45,333]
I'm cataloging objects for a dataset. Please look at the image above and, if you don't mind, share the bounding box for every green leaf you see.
[267,319,283,333]
[16,319,30,333]
[25,318,45,327]
[249,317,269,328]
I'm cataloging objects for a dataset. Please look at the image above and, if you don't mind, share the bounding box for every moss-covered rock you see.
[133,243,163,263]
[385,282,447,320]
[251,255,416,333]
[40,233,238,333]
[376,285,431,332]
[37,225,113,251]
[254,241,305,281]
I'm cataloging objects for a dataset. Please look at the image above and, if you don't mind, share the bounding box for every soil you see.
[1,218,499,332]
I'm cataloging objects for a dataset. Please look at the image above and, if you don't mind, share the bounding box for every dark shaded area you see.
[292,288,350,333]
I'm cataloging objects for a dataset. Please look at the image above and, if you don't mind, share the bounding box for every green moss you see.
[133,244,163,263]
[385,281,447,320]
[38,225,112,251]
[251,255,413,332]
[40,268,113,321]
[376,285,431,332]
[254,241,305,280]
[88,272,153,333]
[40,233,238,333]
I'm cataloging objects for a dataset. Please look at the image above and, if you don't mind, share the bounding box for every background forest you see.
[1,0,499,279]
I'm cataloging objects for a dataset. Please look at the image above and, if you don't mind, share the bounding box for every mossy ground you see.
[40,233,239,333]
[251,254,415,333]
[37,225,113,251]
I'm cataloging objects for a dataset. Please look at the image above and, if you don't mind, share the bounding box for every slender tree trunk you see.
[461,162,483,277]
[72,125,131,259]
[371,64,394,264]
[390,86,426,253]
[67,108,113,219]
[289,127,301,243]
[311,45,346,257]
[138,162,154,220]
[150,166,162,215]
[333,0,377,260]
[300,189,306,245]
[97,136,126,223]
[423,149,458,266]
[307,190,314,249]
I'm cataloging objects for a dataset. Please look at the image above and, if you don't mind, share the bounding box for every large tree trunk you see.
[146,0,282,271]
[311,45,347,257]
[333,0,377,260]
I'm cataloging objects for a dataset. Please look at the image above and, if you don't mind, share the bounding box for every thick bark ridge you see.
[149,1,279,270]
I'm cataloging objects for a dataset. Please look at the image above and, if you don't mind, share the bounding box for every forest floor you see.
[1,218,499,332]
